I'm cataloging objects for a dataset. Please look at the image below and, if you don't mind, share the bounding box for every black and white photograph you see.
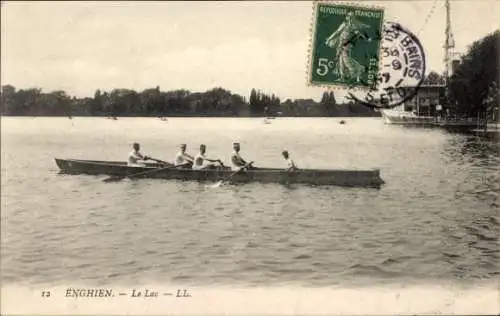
[1,1,499,314]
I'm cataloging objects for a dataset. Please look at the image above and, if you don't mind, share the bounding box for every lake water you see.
[1,117,499,290]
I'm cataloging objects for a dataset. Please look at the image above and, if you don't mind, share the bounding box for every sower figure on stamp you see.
[325,12,371,83]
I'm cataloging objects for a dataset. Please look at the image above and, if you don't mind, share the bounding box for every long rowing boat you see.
[54,158,385,188]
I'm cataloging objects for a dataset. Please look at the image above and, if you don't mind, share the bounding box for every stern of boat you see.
[374,169,385,185]
[54,158,70,171]
[280,168,385,188]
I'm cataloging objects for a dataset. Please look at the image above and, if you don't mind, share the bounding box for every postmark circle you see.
[347,21,426,109]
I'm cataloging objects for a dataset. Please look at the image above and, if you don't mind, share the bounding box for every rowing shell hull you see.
[54,158,385,188]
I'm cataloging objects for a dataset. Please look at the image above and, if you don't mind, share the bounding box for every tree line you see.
[448,30,499,121]
[0,85,380,117]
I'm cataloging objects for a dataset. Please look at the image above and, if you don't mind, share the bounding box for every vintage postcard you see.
[1,0,499,315]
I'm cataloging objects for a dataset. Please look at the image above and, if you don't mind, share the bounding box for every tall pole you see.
[443,0,455,115]
[443,0,454,83]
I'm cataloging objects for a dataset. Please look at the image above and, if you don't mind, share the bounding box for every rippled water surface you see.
[1,117,498,287]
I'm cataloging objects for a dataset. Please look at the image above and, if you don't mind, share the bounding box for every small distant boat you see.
[339,120,346,125]
[54,158,385,188]
[381,107,437,127]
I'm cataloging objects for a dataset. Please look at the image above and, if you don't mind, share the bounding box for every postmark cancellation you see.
[307,1,385,90]
[347,21,427,109]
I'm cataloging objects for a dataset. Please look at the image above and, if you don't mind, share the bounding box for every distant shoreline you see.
[1,86,381,118]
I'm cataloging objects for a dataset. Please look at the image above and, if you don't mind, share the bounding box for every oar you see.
[211,161,253,188]
[146,157,172,165]
[103,160,175,183]
[472,188,498,194]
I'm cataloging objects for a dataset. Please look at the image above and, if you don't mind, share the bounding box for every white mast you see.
[443,0,455,85]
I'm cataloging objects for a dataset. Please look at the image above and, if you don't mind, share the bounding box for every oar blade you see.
[210,180,224,188]
[209,164,249,188]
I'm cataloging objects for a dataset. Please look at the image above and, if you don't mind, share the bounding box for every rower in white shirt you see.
[174,144,194,168]
[192,144,223,170]
[282,150,298,171]
[230,142,254,171]
[128,142,149,167]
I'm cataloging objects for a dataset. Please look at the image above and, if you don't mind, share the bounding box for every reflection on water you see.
[442,134,499,201]
[0,117,498,287]
[439,133,499,280]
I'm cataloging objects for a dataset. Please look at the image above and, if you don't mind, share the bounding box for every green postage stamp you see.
[308,2,385,89]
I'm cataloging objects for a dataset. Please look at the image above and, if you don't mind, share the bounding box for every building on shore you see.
[380,0,486,128]
[380,79,446,126]
[402,83,445,117]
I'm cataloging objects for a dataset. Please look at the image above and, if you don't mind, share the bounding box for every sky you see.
[1,1,499,102]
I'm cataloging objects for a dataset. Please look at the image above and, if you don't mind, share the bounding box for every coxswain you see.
[192,144,223,170]
[231,142,253,171]
[128,142,149,167]
[175,144,194,168]
[282,150,298,171]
